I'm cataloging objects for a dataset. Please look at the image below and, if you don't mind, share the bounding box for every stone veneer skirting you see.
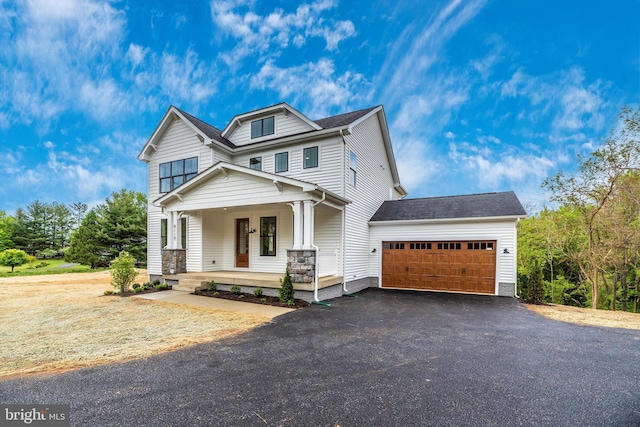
[162,249,187,275]
[286,249,316,284]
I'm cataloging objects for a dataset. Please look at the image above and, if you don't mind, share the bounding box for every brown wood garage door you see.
[381,241,497,294]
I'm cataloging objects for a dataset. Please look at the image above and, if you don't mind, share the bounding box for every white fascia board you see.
[220,102,322,138]
[138,106,216,162]
[368,215,526,226]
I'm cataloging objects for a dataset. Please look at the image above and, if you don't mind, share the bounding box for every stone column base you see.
[162,249,186,275]
[286,249,316,284]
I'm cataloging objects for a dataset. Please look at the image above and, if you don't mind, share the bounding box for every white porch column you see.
[169,211,178,249]
[292,201,302,249]
[303,200,313,249]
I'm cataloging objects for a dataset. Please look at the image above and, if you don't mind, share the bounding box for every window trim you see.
[251,116,275,139]
[161,218,168,249]
[249,156,262,171]
[259,216,277,256]
[159,156,198,193]
[349,150,357,186]
[275,152,289,173]
[303,146,319,169]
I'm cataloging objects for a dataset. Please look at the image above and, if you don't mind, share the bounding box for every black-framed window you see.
[181,217,187,249]
[260,216,276,256]
[303,146,318,169]
[159,157,197,193]
[349,150,357,186]
[161,218,168,249]
[250,156,262,171]
[275,152,288,173]
[251,116,274,139]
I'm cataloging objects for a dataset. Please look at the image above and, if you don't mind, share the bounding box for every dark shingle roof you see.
[175,107,236,149]
[370,191,527,222]
[314,106,378,129]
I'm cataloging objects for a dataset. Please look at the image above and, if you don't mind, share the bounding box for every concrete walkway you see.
[133,290,294,318]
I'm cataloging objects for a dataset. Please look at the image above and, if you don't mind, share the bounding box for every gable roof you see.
[220,102,322,138]
[314,106,379,129]
[370,191,527,222]
[174,107,235,149]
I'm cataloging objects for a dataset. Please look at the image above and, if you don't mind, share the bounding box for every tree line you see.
[0,189,147,269]
[518,107,640,312]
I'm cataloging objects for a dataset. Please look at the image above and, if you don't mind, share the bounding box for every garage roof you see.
[370,191,527,221]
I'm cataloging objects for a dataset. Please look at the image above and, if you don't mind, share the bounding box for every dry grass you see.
[0,271,269,378]
[525,303,640,330]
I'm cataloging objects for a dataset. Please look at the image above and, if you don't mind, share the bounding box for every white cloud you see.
[43,141,54,149]
[250,59,369,118]
[210,0,356,69]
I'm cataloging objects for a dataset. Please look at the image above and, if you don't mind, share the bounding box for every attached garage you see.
[369,192,527,296]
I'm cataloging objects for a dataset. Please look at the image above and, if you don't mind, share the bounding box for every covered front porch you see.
[153,162,349,301]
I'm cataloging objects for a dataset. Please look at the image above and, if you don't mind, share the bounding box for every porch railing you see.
[318,250,337,277]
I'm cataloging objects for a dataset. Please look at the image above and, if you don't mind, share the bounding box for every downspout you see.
[514,217,521,298]
[340,129,348,293]
[311,192,326,302]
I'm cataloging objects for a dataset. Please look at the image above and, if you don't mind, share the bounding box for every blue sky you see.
[1,0,638,214]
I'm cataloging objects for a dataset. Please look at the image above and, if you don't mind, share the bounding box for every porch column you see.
[167,211,176,249]
[303,200,313,249]
[292,201,302,249]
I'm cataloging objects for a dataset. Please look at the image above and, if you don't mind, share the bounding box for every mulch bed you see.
[111,286,173,297]
[194,289,310,309]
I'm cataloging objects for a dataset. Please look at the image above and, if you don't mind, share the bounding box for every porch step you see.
[172,279,206,293]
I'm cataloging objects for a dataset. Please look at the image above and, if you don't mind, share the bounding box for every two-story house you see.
[138,103,526,302]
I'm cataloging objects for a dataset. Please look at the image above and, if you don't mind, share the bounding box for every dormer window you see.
[251,116,274,139]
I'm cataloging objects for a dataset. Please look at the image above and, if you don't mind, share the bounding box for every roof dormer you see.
[221,103,322,146]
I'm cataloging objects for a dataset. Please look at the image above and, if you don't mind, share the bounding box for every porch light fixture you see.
[503,248,510,254]
[248,229,257,234]
[371,248,377,253]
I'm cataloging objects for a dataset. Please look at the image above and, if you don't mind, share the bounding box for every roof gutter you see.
[369,215,527,226]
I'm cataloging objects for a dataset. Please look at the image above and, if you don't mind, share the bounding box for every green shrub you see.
[278,267,295,303]
[132,286,144,293]
[142,282,152,290]
[253,287,264,297]
[0,249,30,272]
[152,279,161,286]
[207,280,217,291]
[238,294,244,299]
[260,297,267,303]
[103,289,114,296]
[287,299,295,306]
[156,283,169,291]
[132,283,141,290]
[230,285,242,295]
[110,251,137,293]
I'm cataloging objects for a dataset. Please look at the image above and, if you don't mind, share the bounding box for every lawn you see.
[0,271,269,378]
[0,258,99,277]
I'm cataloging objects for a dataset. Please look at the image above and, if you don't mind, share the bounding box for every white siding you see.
[227,111,316,146]
[146,118,214,275]
[202,209,224,272]
[314,204,343,276]
[342,113,401,283]
[218,206,293,273]
[369,219,519,294]
[186,212,202,272]
[230,136,343,194]
[167,170,310,211]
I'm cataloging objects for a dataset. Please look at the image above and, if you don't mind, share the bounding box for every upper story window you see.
[159,157,197,193]
[303,146,318,169]
[275,152,288,173]
[250,156,262,171]
[349,150,357,186]
[251,116,274,139]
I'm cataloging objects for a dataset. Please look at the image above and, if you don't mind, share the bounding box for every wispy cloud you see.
[250,59,369,118]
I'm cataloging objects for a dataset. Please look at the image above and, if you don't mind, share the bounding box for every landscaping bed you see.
[194,288,310,309]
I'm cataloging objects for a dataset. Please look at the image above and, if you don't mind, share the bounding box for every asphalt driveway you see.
[1,289,639,426]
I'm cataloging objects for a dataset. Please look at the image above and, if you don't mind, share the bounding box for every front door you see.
[235,218,249,268]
